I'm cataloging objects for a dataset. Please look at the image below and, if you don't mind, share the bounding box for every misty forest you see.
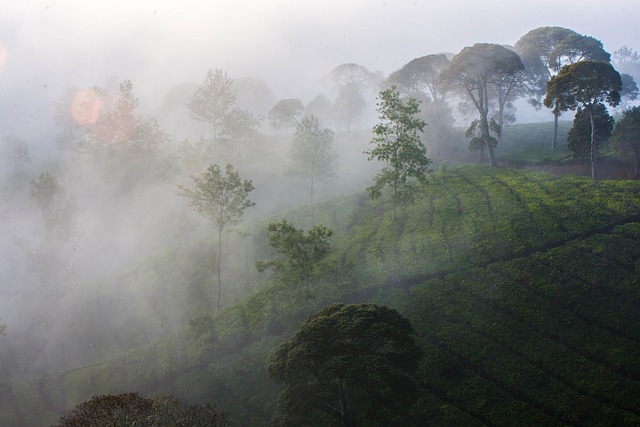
[3,16,640,427]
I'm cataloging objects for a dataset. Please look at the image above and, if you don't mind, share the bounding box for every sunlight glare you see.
[70,88,103,125]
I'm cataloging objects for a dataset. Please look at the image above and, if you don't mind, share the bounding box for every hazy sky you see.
[0,0,638,149]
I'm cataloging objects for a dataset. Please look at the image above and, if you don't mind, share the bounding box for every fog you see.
[0,0,638,399]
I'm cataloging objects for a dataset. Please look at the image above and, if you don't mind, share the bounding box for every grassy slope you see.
[5,168,640,423]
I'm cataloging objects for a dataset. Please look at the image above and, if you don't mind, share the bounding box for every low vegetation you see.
[2,165,640,425]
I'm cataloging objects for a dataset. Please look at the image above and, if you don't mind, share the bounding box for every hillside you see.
[4,165,640,426]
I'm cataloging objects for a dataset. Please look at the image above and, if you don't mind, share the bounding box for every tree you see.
[613,46,640,83]
[515,27,610,150]
[544,60,622,180]
[268,303,422,427]
[305,94,333,126]
[180,164,255,311]
[1,134,30,177]
[187,68,237,139]
[567,104,614,159]
[268,98,304,129]
[324,63,378,131]
[388,54,454,144]
[441,43,524,166]
[17,172,79,284]
[87,80,169,171]
[218,107,263,154]
[618,73,639,111]
[256,219,333,314]
[288,115,338,223]
[366,86,430,219]
[55,393,230,426]
[610,106,640,177]
[333,82,367,131]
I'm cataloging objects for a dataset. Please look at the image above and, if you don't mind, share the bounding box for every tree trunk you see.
[217,228,223,311]
[589,109,597,181]
[551,112,559,151]
[310,163,315,225]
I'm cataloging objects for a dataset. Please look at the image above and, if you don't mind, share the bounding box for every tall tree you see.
[387,54,453,142]
[610,106,640,177]
[180,164,254,311]
[365,86,431,219]
[91,80,168,159]
[441,43,524,166]
[256,219,333,315]
[544,60,622,180]
[288,115,338,224]
[187,68,237,139]
[19,172,79,283]
[567,104,614,159]
[324,63,377,131]
[515,27,610,150]
[268,303,422,427]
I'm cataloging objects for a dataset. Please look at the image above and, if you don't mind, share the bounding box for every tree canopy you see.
[55,393,230,427]
[610,106,640,177]
[544,60,621,179]
[268,98,304,129]
[442,43,524,166]
[515,27,610,149]
[567,104,614,159]
[257,219,333,314]
[187,68,237,139]
[268,303,422,427]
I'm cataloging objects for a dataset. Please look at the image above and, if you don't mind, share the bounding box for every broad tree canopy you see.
[268,303,422,426]
[441,43,524,166]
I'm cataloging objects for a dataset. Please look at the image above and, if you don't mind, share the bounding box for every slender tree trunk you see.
[310,164,315,225]
[217,228,223,311]
[552,112,559,151]
[589,109,597,181]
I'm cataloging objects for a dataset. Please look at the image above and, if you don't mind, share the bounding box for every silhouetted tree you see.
[305,94,333,126]
[515,27,610,149]
[545,60,621,180]
[567,104,614,159]
[610,106,640,177]
[618,73,639,111]
[288,115,338,223]
[366,86,430,220]
[180,164,255,311]
[268,303,422,427]
[268,98,304,129]
[188,68,237,139]
[441,43,524,166]
[324,63,377,131]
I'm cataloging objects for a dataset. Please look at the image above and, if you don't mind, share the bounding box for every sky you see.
[0,0,639,152]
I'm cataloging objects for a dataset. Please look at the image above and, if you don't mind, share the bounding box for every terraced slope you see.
[3,166,640,426]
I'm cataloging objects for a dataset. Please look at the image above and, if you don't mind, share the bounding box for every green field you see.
[4,164,640,426]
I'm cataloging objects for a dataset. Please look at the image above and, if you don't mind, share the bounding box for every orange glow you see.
[70,88,103,125]
[0,43,7,71]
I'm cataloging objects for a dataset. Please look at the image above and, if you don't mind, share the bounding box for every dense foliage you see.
[55,392,229,427]
[268,303,422,426]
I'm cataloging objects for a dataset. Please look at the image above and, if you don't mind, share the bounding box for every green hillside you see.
[5,165,640,426]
